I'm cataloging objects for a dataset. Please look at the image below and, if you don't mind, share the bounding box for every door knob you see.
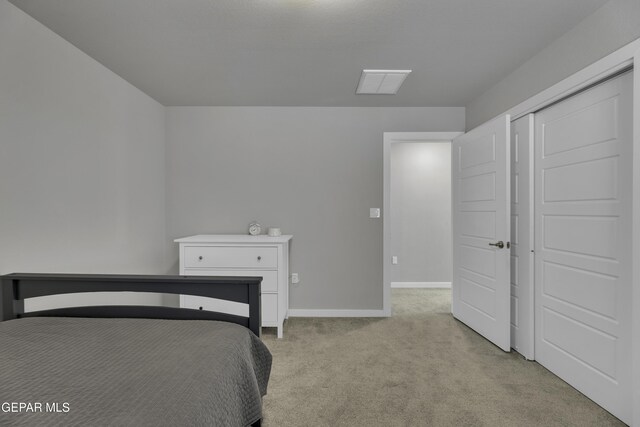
[489,241,505,249]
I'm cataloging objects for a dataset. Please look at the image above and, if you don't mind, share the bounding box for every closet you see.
[452,71,633,424]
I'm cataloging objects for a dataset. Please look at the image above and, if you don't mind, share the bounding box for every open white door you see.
[452,114,511,351]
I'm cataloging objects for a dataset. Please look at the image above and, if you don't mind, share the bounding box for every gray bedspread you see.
[0,317,272,427]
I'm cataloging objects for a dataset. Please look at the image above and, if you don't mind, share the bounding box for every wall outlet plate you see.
[370,208,381,218]
[291,273,300,284]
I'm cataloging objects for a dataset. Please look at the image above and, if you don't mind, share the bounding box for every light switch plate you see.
[392,256,398,265]
[369,208,381,218]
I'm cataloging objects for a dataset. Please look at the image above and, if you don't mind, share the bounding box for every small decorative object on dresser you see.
[267,227,281,237]
[175,234,292,338]
[248,221,262,236]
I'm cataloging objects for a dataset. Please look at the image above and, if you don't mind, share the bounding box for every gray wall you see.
[165,107,465,310]
[390,142,452,283]
[466,0,640,129]
[0,1,167,307]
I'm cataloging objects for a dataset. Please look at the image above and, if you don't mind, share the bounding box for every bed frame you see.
[0,273,262,337]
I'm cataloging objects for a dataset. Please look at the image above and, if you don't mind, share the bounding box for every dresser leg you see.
[277,324,283,339]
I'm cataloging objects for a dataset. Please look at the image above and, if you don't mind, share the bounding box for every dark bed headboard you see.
[0,273,262,337]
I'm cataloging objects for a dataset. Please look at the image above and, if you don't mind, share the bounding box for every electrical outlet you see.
[392,256,398,265]
[291,273,300,284]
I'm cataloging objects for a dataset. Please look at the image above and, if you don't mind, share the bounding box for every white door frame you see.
[633,49,640,427]
[382,132,463,316]
[489,38,640,426]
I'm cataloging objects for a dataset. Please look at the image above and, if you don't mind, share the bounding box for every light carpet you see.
[261,289,623,426]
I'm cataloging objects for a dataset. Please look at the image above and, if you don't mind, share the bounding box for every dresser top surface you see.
[174,234,292,244]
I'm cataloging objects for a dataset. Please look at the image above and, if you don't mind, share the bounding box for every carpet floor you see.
[261,289,624,426]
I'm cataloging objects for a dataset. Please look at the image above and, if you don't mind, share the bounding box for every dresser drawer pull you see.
[198,256,203,261]
[257,256,262,261]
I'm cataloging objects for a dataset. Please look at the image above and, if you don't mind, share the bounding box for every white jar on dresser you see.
[175,234,292,338]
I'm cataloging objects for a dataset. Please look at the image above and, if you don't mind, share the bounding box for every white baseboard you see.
[391,281,452,289]
[287,309,389,318]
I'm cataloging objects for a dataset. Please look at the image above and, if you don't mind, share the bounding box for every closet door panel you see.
[534,72,633,424]
[510,114,534,360]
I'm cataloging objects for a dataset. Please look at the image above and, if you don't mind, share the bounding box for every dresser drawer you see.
[182,294,277,325]
[184,246,277,269]
[182,295,245,317]
[181,270,278,293]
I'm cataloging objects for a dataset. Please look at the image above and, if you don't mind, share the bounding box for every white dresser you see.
[175,234,292,338]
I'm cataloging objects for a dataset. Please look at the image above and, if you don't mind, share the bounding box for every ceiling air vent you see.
[356,69,412,94]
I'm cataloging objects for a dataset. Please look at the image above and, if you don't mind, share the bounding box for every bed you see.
[0,273,271,427]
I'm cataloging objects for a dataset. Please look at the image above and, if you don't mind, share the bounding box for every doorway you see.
[383,132,462,315]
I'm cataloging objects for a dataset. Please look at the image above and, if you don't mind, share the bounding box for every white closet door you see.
[510,114,535,360]
[534,72,632,424]
[452,114,511,352]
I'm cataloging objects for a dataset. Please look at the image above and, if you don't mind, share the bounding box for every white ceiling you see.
[9,0,607,106]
